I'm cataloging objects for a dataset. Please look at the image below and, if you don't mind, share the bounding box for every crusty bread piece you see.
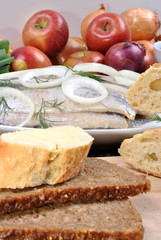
[0,199,144,240]
[126,63,161,115]
[119,127,161,177]
[0,126,93,189]
[0,158,150,214]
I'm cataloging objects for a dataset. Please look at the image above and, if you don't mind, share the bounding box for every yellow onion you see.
[81,3,106,40]
[121,8,160,41]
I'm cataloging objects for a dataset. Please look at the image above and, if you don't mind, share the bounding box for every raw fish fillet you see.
[0,111,128,129]
[0,82,135,129]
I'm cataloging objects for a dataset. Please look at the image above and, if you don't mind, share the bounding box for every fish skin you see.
[0,112,128,129]
[19,82,136,119]
[0,82,134,128]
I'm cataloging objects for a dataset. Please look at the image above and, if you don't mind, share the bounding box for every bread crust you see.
[0,158,150,214]
[0,199,144,240]
[119,127,161,177]
[126,63,161,115]
[0,126,93,189]
[0,228,143,240]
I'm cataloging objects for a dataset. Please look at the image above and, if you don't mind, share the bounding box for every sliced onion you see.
[19,66,72,88]
[119,69,140,81]
[113,75,135,87]
[62,76,108,104]
[0,87,35,127]
[73,63,121,76]
[0,67,51,80]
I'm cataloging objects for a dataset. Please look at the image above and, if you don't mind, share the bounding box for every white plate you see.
[0,120,161,145]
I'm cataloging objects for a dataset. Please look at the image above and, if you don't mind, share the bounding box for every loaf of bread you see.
[0,126,93,189]
[119,127,161,177]
[0,199,144,240]
[0,158,150,214]
[126,63,161,116]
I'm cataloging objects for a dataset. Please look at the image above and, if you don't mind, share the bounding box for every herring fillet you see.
[22,82,136,119]
[0,112,128,129]
[0,82,134,128]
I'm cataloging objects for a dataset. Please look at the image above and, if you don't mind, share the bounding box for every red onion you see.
[104,41,146,73]
[141,50,155,73]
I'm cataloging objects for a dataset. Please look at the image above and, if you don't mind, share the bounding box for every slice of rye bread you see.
[0,199,144,240]
[0,158,150,214]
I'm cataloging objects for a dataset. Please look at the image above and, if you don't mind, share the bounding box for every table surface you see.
[100,156,161,240]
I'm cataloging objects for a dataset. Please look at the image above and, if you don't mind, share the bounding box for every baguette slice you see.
[119,128,161,177]
[126,63,161,115]
[0,199,144,240]
[0,126,93,189]
[0,158,150,214]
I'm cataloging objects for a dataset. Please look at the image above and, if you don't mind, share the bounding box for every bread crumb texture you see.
[127,63,161,115]
[0,199,144,240]
[0,126,93,189]
[119,127,161,177]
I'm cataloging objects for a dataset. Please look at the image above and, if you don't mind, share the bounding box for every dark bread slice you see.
[0,158,150,214]
[0,198,144,240]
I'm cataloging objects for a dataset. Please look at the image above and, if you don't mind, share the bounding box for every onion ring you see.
[0,87,35,127]
[62,75,108,104]
[19,66,72,88]
[73,62,120,76]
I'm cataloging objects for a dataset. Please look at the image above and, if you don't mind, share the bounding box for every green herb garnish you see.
[0,78,16,88]
[65,66,106,82]
[36,98,64,128]
[33,75,59,83]
[153,113,161,121]
[0,39,14,73]
[0,97,13,120]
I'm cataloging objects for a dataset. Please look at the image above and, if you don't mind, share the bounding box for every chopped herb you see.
[0,78,16,88]
[0,97,13,120]
[65,66,106,82]
[36,98,64,128]
[153,113,161,121]
[33,75,59,83]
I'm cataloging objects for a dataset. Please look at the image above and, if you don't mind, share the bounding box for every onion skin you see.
[104,41,146,73]
[121,8,160,41]
[81,3,105,41]
[141,50,156,73]
[137,40,154,55]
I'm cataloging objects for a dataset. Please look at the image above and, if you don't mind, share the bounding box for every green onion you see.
[0,65,10,74]
[0,49,7,60]
[0,56,14,67]
[0,39,9,54]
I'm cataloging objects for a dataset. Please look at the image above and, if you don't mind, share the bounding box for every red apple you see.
[63,50,104,68]
[52,37,88,65]
[10,46,52,71]
[22,9,69,57]
[85,13,131,54]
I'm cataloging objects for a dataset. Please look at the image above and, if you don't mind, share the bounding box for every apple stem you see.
[35,18,47,29]
[103,21,110,32]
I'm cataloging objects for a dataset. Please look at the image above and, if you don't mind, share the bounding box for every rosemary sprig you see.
[36,98,64,128]
[65,66,106,82]
[0,78,16,88]
[0,97,13,120]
